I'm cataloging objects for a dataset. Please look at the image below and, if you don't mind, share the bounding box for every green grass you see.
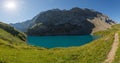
[113,31,120,63]
[0,33,114,63]
[1,24,120,63]
[0,26,116,63]
[0,28,26,46]
[112,24,120,63]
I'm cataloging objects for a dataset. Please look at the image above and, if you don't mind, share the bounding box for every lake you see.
[27,35,98,48]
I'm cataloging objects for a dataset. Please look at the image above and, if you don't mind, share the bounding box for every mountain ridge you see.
[11,7,115,36]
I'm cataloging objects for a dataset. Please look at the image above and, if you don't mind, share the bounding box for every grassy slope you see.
[111,24,120,63]
[0,22,26,41]
[0,24,119,63]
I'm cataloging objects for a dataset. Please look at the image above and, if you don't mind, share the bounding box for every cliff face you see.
[11,7,115,36]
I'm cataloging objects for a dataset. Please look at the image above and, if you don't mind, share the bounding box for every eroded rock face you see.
[11,7,115,36]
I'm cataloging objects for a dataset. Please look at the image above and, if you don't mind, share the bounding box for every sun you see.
[4,1,17,10]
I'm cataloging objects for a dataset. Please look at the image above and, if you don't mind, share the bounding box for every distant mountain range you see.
[10,20,33,32]
[11,7,115,36]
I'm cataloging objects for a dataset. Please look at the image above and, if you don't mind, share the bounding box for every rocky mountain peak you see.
[11,7,115,36]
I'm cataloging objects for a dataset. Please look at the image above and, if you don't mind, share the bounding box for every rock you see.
[11,7,116,36]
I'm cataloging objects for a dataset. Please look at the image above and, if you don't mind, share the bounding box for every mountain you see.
[10,20,32,32]
[10,14,40,32]
[11,7,115,36]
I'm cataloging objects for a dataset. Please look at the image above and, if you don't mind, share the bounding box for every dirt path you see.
[103,33,119,63]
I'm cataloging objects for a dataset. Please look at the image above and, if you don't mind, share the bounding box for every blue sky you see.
[0,0,119,23]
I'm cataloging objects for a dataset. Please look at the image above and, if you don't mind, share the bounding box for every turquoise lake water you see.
[28,35,98,48]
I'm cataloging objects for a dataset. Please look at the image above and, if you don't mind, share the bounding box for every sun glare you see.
[4,1,17,10]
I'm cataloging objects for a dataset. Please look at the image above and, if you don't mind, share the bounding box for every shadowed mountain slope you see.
[11,7,115,36]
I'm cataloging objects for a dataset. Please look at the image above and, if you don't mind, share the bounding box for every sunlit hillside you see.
[0,22,120,63]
